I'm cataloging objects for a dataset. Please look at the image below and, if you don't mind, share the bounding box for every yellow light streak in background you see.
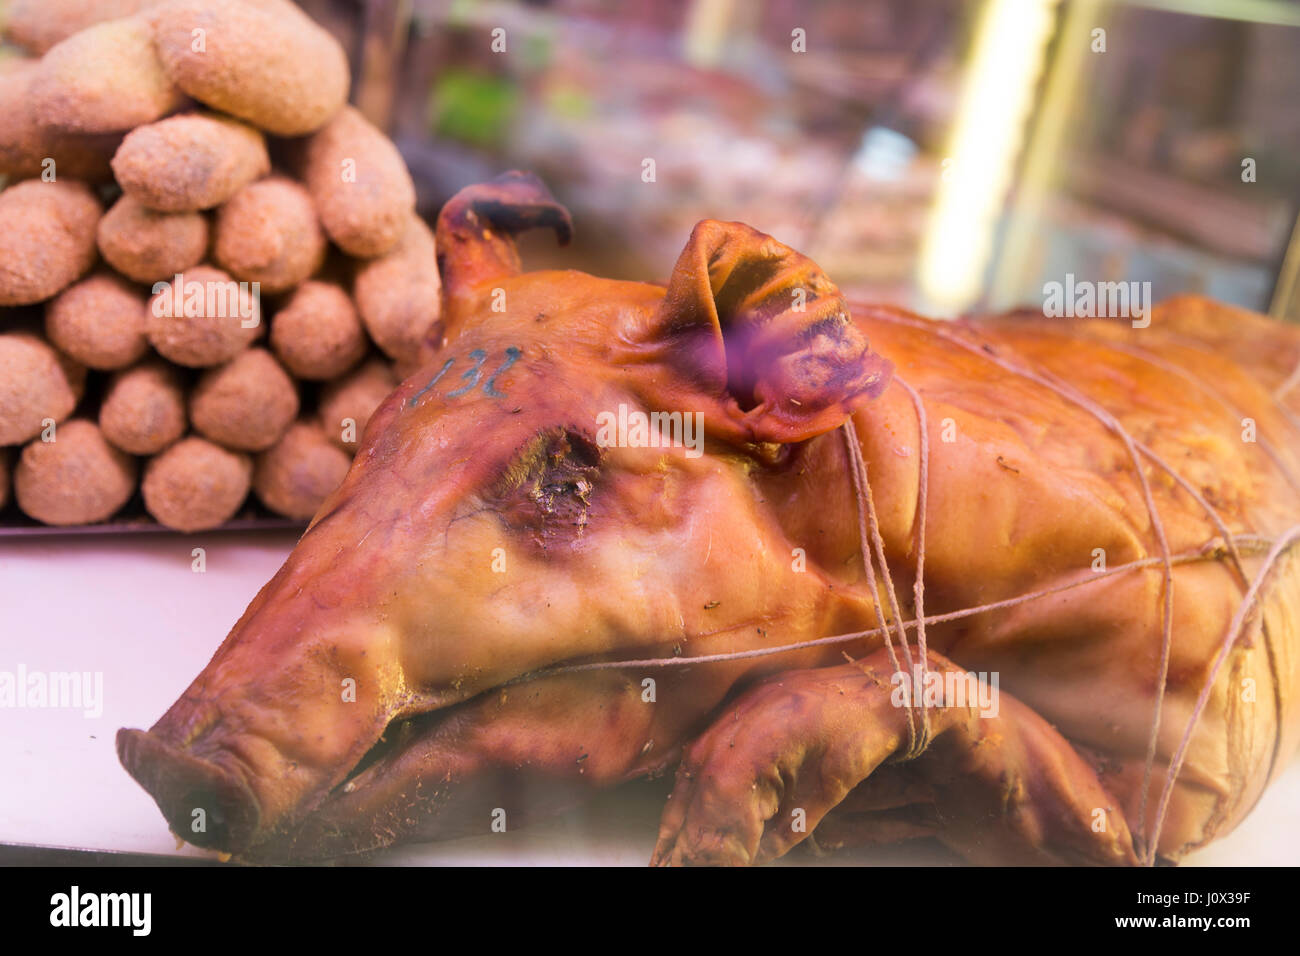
[917,0,1061,315]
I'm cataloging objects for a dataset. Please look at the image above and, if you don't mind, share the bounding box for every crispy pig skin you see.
[119,175,1300,864]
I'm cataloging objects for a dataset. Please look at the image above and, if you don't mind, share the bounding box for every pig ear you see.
[629,220,892,446]
[435,171,572,313]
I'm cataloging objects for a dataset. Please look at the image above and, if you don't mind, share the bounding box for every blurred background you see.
[294,0,1300,321]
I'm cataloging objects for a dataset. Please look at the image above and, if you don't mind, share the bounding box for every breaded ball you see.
[0,180,101,306]
[112,112,270,212]
[0,332,86,445]
[97,194,209,283]
[45,272,149,370]
[303,106,415,258]
[0,449,10,509]
[189,347,298,451]
[0,61,120,182]
[253,421,351,520]
[213,176,325,293]
[14,419,137,525]
[142,436,251,532]
[3,0,156,55]
[151,0,349,136]
[99,360,187,455]
[31,17,182,134]
[0,62,69,174]
[270,281,367,380]
[318,358,397,451]
[145,265,262,367]
[355,214,441,363]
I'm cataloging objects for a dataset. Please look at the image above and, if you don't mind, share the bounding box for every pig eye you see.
[491,428,602,538]
[533,476,594,507]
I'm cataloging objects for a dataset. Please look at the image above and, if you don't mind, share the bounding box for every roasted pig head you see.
[117,172,894,860]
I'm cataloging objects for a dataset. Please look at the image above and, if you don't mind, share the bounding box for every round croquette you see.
[0,449,10,509]
[151,0,349,136]
[188,347,298,451]
[269,281,367,379]
[14,419,137,525]
[3,0,157,55]
[354,214,441,363]
[97,194,209,283]
[31,17,182,134]
[213,176,325,293]
[317,358,397,451]
[142,436,251,532]
[303,106,415,258]
[99,360,187,455]
[145,265,262,367]
[0,61,120,182]
[0,332,86,446]
[112,112,270,212]
[0,61,72,175]
[252,420,350,520]
[45,272,149,370]
[0,179,101,306]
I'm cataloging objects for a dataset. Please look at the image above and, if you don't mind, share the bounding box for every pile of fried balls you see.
[0,0,440,531]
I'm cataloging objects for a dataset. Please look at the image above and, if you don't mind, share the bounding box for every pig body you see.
[119,174,1300,865]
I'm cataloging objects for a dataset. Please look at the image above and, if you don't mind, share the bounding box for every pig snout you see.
[117,726,261,853]
[117,640,405,856]
[115,523,422,855]
[116,623,407,856]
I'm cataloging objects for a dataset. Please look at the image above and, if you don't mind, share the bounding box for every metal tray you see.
[0,500,308,538]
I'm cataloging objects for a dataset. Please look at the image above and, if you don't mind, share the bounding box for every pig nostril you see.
[180,788,230,846]
[117,727,260,855]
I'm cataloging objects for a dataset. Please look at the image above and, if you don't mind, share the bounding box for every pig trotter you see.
[651,649,1138,866]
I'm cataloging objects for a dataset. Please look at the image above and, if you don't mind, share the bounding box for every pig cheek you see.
[461,669,746,785]
[383,519,586,687]
[412,675,666,789]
